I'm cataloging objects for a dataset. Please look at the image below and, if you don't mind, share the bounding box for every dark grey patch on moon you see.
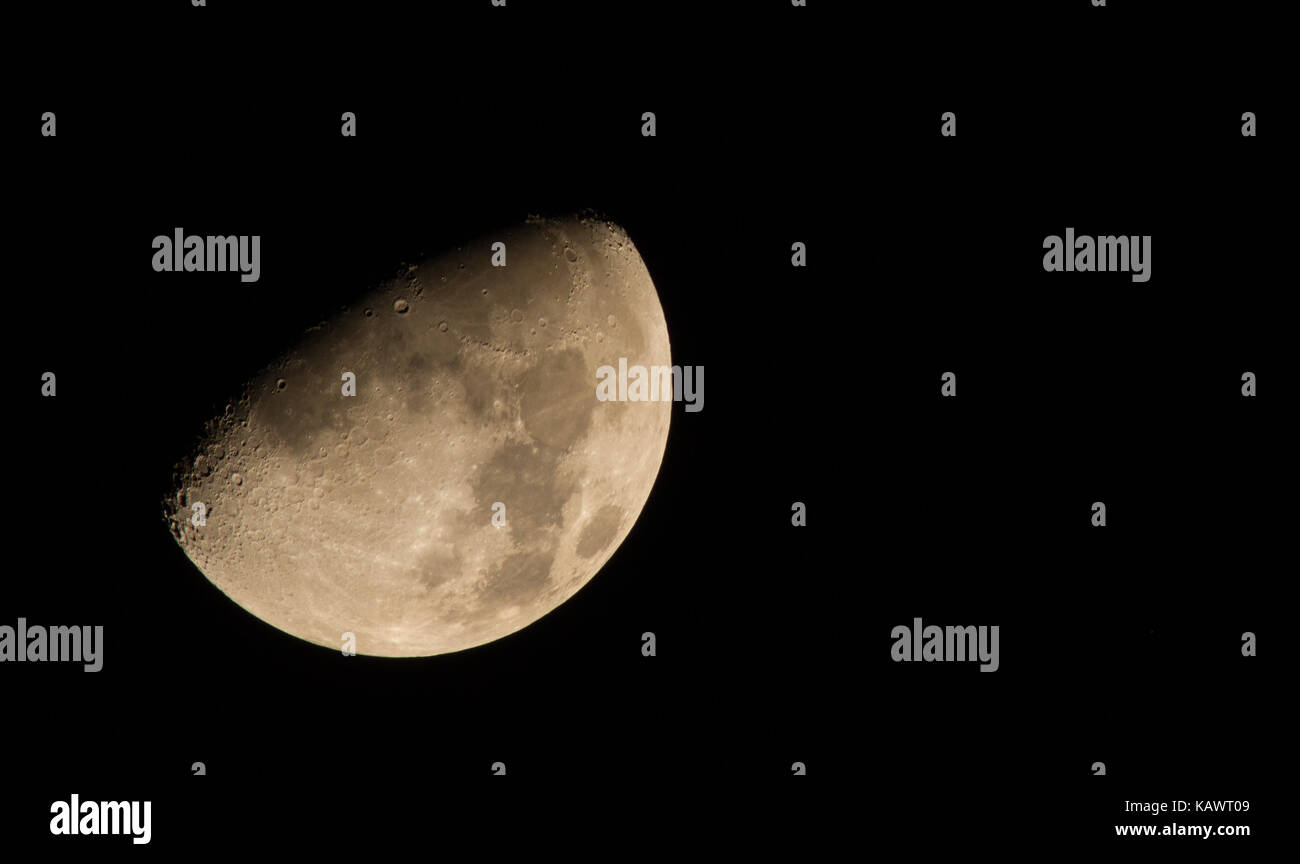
[397,352,433,415]
[480,547,556,611]
[467,441,574,542]
[520,348,594,448]
[426,326,460,364]
[576,504,624,559]
[461,362,499,420]
[414,546,462,591]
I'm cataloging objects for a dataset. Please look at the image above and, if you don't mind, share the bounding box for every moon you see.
[164,215,671,657]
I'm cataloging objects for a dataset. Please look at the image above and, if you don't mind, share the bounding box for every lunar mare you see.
[165,216,671,657]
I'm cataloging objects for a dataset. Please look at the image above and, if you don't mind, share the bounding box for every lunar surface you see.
[164,216,671,657]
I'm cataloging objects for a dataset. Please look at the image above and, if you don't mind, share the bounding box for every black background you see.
[3,0,1288,854]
